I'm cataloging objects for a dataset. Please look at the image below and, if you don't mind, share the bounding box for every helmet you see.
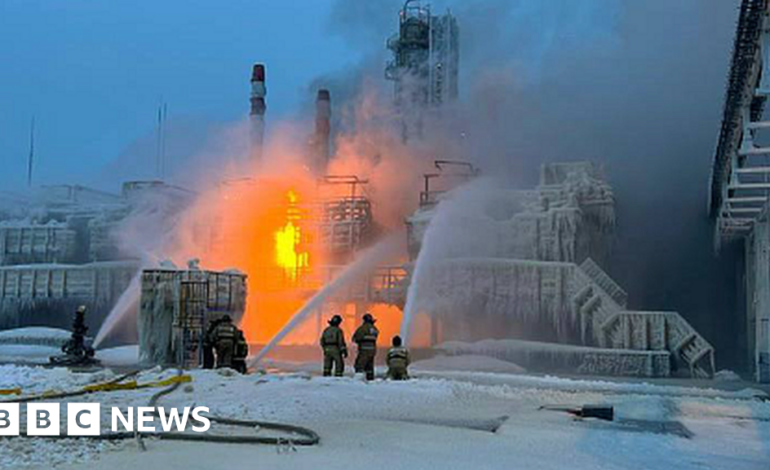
[76,305,87,314]
[392,335,402,347]
[328,315,343,326]
[362,313,376,324]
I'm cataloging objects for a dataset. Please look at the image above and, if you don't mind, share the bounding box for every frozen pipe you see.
[314,89,331,167]
[249,63,266,160]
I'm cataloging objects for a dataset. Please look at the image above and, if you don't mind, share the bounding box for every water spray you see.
[250,234,401,365]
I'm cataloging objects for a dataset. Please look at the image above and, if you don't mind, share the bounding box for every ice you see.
[714,369,742,382]
[411,354,526,373]
[0,344,60,364]
[0,327,71,347]
[402,164,616,347]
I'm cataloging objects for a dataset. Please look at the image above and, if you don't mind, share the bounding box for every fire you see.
[169,161,327,345]
[161,90,428,350]
[274,190,309,281]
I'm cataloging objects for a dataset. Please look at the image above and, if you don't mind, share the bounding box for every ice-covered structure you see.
[0,181,193,332]
[707,0,770,383]
[407,162,715,378]
[407,161,616,266]
[138,268,246,367]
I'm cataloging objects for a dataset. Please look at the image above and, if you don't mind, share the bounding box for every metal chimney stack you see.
[249,63,266,160]
[314,89,331,169]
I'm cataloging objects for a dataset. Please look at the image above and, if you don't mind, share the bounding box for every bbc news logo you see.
[0,403,211,436]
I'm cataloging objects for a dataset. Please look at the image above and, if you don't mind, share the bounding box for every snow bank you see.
[0,364,116,394]
[437,338,672,378]
[411,354,526,374]
[0,345,59,364]
[0,327,71,347]
[415,369,768,400]
[714,369,741,382]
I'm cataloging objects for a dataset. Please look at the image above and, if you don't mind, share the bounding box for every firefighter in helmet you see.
[320,314,347,377]
[352,313,379,380]
[232,328,249,374]
[59,305,96,363]
[202,317,225,369]
[386,335,410,380]
[212,315,238,369]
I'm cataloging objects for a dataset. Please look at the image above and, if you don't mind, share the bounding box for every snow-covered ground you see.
[0,360,767,470]
[0,338,138,367]
[411,354,527,373]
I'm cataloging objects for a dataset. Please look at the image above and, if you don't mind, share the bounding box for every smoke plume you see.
[322,0,743,366]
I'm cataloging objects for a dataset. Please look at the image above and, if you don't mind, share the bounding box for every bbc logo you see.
[0,403,100,436]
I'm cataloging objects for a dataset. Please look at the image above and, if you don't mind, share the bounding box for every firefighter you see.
[62,305,94,360]
[352,313,379,380]
[202,317,224,369]
[386,335,410,380]
[232,328,249,374]
[212,315,238,369]
[320,315,347,377]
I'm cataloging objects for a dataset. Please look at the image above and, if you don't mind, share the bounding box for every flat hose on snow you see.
[6,368,320,446]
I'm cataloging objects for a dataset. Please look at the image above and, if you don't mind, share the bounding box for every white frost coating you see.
[0,327,71,347]
[0,345,60,364]
[251,234,402,364]
[411,354,526,373]
[401,164,617,347]
[436,338,672,377]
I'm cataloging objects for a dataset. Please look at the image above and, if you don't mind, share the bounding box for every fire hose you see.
[1,369,320,446]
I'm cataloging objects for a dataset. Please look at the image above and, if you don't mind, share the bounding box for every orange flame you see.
[170,161,327,345]
[274,190,309,281]
[163,87,441,349]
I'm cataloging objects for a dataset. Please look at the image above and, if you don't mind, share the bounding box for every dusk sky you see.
[0,1,360,189]
[0,0,644,191]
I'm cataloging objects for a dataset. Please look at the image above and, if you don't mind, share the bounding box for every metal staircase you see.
[572,260,715,378]
[578,258,628,307]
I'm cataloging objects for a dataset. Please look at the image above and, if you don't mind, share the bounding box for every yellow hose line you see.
[138,374,192,389]
[82,380,138,393]
[3,374,193,401]
[81,374,192,393]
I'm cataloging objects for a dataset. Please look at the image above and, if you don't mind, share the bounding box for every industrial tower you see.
[385,0,459,140]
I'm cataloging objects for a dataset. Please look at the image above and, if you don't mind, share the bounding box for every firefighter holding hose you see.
[352,313,379,380]
[232,329,249,374]
[386,335,410,380]
[212,315,238,369]
[320,314,347,376]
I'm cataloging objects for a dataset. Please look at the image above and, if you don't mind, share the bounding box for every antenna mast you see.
[156,99,168,180]
[27,116,35,188]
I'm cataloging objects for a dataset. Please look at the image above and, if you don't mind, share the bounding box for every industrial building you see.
[0,182,191,332]
[709,0,770,382]
[0,1,719,381]
[405,161,714,378]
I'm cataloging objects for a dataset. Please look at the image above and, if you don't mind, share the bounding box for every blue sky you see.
[0,0,360,189]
